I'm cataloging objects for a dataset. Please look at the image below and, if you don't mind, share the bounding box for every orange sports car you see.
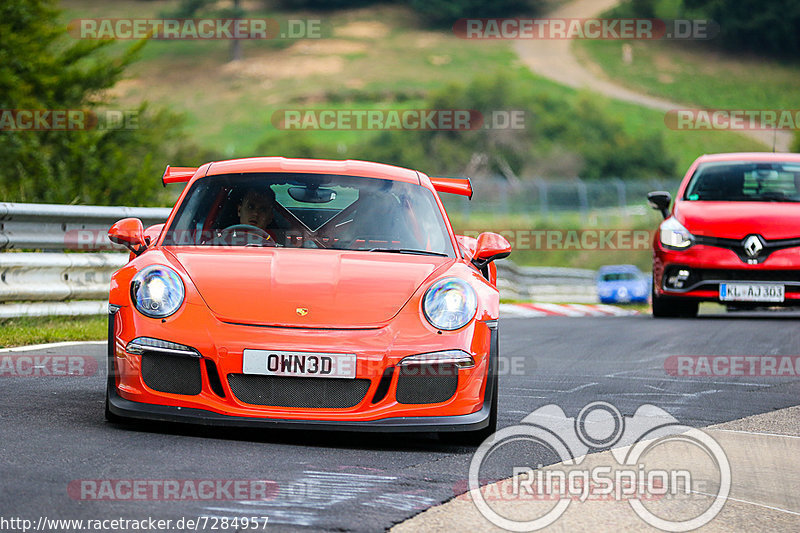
[105,157,511,441]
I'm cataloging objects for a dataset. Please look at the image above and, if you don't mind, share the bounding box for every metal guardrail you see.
[0,203,603,317]
[0,202,171,251]
[0,252,130,318]
[0,202,171,318]
[495,260,597,303]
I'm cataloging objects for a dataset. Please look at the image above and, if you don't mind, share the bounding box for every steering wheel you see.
[218,224,276,246]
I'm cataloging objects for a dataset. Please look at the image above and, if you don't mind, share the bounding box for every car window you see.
[684,162,800,202]
[601,272,638,282]
[163,173,455,256]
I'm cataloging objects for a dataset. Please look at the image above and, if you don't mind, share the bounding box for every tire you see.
[652,276,698,318]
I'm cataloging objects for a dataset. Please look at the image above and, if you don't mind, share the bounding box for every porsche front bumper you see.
[106,307,498,432]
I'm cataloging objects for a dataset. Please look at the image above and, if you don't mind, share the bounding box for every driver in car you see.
[219,186,280,246]
[238,187,275,232]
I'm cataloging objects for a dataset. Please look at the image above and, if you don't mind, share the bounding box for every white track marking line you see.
[0,340,106,353]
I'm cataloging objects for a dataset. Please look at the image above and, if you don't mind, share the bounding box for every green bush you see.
[684,0,800,58]
[259,72,677,179]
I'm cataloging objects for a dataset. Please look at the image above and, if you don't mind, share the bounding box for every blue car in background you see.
[597,265,650,304]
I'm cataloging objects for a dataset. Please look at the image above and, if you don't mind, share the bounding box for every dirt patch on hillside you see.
[288,39,368,55]
[334,21,389,39]
[221,55,344,81]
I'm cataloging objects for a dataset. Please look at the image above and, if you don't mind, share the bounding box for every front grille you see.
[141,352,202,395]
[698,269,800,283]
[696,235,800,264]
[664,266,800,292]
[227,374,370,408]
[395,364,458,404]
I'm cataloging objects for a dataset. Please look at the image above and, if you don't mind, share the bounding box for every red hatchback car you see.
[649,152,800,317]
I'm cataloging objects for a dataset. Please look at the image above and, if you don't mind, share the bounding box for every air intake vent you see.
[395,364,458,404]
[227,374,370,408]
[141,352,202,395]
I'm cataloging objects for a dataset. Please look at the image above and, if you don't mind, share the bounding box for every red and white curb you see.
[500,303,640,317]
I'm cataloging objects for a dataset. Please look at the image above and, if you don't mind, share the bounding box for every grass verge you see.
[0,315,106,349]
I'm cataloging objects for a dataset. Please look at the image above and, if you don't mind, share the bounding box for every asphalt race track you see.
[2,313,800,532]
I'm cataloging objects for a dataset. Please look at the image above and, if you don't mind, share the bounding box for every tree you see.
[163,0,246,62]
[0,0,192,205]
[682,0,800,57]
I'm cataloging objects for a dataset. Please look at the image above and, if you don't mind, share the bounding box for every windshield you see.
[601,272,639,282]
[163,173,454,256]
[684,161,800,202]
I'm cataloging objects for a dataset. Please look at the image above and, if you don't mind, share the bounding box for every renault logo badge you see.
[743,235,764,258]
[296,307,309,316]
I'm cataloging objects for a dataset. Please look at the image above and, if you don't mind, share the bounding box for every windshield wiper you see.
[367,248,448,257]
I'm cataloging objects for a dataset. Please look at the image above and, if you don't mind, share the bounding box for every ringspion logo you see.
[468,402,730,531]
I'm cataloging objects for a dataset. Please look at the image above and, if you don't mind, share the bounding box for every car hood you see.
[676,201,800,240]
[166,248,449,327]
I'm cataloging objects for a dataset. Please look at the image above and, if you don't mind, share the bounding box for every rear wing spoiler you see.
[429,177,473,199]
[162,166,198,186]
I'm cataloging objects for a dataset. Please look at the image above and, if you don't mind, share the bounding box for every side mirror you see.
[108,218,146,255]
[472,232,511,268]
[647,191,672,219]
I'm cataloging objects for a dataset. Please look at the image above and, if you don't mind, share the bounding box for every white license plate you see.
[719,283,784,302]
[242,350,356,379]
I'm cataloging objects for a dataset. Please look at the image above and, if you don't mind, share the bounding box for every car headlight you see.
[131,265,185,318]
[660,217,694,249]
[422,278,477,331]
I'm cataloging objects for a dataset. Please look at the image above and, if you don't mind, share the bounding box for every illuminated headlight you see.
[131,265,185,318]
[422,278,477,331]
[660,217,694,249]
